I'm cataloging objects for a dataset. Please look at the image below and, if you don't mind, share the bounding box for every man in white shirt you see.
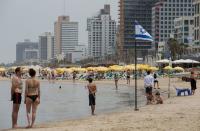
[144,70,154,104]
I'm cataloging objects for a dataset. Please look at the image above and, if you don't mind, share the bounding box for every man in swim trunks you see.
[11,67,23,128]
[87,78,97,115]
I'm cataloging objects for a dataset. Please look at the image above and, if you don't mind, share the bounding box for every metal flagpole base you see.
[134,108,139,111]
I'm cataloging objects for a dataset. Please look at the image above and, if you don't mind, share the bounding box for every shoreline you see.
[3,78,200,131]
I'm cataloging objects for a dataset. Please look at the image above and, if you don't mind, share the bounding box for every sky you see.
[0,0,118,63]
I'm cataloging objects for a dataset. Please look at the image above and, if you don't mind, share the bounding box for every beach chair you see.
[173,86,191,96]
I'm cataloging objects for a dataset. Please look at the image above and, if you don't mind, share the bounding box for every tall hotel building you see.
[87,5,116,58]
[194,0,200,45]
[152,0,194,50]
[39,32,54,61]
[54,16,78,58]
[118,0,158,60]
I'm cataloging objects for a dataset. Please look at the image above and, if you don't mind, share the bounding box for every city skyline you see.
[0,0,118,63]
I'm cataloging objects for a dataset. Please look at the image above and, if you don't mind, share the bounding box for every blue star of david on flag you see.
[135,21,153,42]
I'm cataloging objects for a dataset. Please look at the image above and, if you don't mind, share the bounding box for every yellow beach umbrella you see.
[123,65,135,71]
[174,66,184,72]
[163,66,173,70]
[149,66,159,71]
[109,65,123,71]
[96,67,108,72]
[0,67,6,72]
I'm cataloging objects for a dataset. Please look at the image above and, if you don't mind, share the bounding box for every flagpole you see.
[134,39,139,111]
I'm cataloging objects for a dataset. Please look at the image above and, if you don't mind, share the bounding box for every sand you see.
[4,78,200,131]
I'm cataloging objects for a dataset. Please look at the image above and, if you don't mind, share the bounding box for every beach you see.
[3,78,200,131]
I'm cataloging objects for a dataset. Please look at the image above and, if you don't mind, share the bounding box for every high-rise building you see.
[16,39,38,63]
[194,0,200,45]
[152,0,194,50]
[39,32,54,61]
[54,16,78,58]
[118,0,158,61]
[87,5,116,58]
[24,49,39,62]
[174,16,194,45]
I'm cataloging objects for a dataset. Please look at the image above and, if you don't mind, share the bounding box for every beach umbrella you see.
[149,66,159,71]
[0,67,6,72]
[174,66,184,72]
[109,65,123,71]
[163,66,173,70]
[184,59,200,64]
[96,67,108,72]
[123,65,135,71]
[156,59,170,64]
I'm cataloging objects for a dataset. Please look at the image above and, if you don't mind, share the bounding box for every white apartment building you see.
[54,16,78,58]
[152,0,194,49]
[194,0,200,45]
[87,5,116,58]
[39,32,54,61]
[174,16,194,45]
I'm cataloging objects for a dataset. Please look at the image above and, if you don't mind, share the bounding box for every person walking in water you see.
[24,69,40,128]
[87,78,97,115]
[190,71,197,95]
[11,67,23,128]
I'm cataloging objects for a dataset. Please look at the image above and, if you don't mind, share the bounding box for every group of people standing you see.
[11,67,40,128]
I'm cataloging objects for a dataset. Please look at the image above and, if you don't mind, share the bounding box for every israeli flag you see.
[135,21,153,42]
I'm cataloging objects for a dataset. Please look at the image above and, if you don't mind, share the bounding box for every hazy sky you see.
[0,0,118,63]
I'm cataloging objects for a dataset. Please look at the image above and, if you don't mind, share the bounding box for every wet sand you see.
[4,78,200,131]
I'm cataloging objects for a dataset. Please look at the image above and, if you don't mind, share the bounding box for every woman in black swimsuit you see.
[190,71,197,95]
[24,69,40,128]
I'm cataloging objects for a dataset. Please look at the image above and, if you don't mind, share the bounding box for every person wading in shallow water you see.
[87,78,97,115]
[11,67,23,128]
[24,69,40,128]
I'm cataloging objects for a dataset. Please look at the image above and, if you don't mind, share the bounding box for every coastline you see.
[3,78,200,131]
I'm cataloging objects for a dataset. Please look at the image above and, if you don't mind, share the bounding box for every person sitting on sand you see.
[154,91,163,104]
[87,78,97,115]
[144,70,154,105]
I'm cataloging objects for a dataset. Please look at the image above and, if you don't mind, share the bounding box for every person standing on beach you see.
[72,71,76,83]
[144,70,154,105]
[190,71,197,95]
[24,68,40,128]
[11,67,23,128]
[153,72,159,89]
[126,70,131,85]
[87,78,97,115]
[114,73,119,89]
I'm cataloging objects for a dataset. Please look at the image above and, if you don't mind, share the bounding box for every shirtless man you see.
[87,78,97,115]
[11,67,23,128]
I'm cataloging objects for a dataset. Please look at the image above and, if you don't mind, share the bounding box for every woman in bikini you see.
[11,67,23,128]
[24,68,40,128]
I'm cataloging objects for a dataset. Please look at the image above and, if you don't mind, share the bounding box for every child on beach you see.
[154,91,163,104]
[87,78,97,115]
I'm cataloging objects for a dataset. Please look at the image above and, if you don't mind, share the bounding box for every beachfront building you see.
[194,0,200,45]
[16,39,38,63]
[152,0,194,51]
[87,5,116,58]
[174,16,194,46]
[24,48,39,63]
[118,0,158,62]
[54,16,78,58]
[39,32,54,62]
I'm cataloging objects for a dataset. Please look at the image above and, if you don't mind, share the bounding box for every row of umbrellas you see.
[156,59,200,64]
